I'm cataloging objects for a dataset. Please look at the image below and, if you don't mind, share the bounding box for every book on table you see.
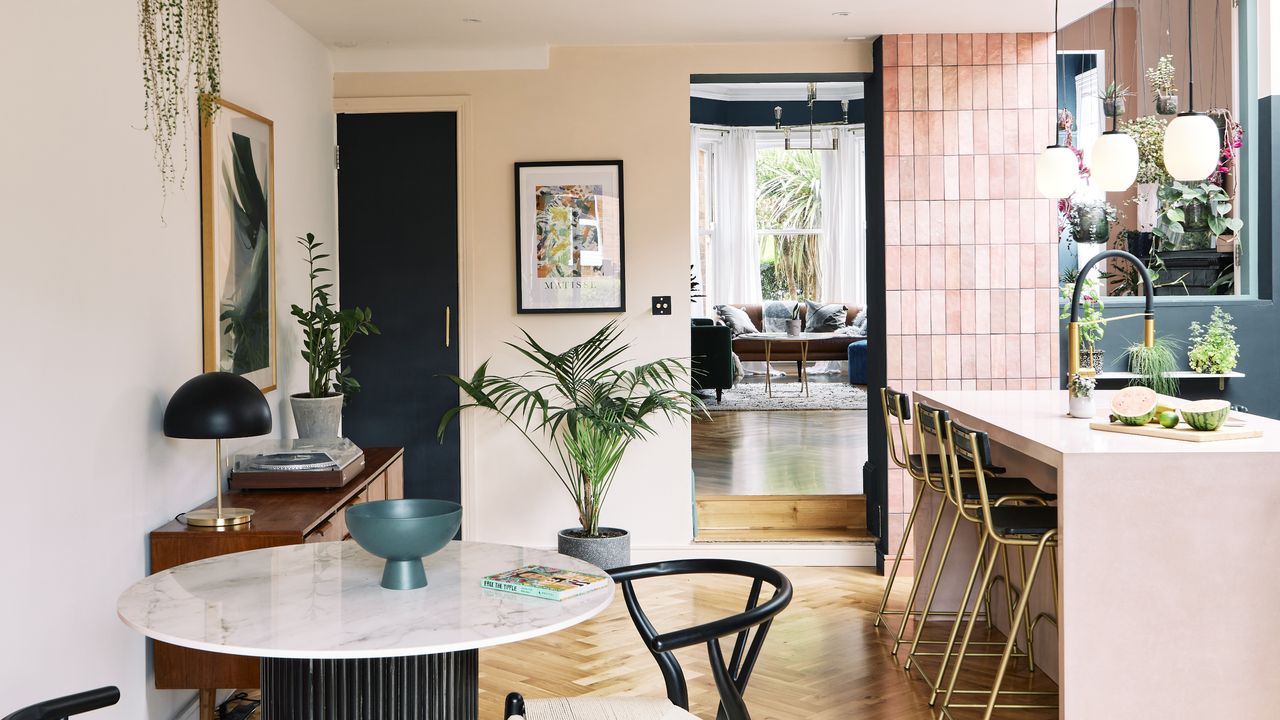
[481,565,609,600]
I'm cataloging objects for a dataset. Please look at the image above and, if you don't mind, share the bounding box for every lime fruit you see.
[1158,410,1180,429]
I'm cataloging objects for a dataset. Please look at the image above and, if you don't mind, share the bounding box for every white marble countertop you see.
[917,390,1280,466]
[117,541,614,659]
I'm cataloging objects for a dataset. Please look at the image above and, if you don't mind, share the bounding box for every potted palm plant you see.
[438,321,704,569]
[289,233,379,438]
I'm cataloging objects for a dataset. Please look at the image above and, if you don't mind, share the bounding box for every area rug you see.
[704,382,868,412]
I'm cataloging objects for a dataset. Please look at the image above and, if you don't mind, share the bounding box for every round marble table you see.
[118,540,614,719]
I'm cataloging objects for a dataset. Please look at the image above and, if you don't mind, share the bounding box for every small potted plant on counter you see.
[1147,55,1179,115]
[438,321,704,569]
[1099,82,1132,118]
[1067,373,1097,419]
[1188,306,1240,374]
[1060,277,1107,374]
[289,233,380,438]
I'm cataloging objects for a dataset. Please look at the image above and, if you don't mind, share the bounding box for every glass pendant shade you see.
[1035,145,1079,199]
[1090,131,1139,191]
[1163,112,1221,181]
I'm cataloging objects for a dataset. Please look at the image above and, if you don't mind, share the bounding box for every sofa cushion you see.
[804,301,848,333]
[761,301,799,333]
[714,304,758,337]
[851,307,868,335]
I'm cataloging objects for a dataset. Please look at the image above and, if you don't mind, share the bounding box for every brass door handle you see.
[445,306,451,348]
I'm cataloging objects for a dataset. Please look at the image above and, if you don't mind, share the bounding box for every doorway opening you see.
[688,75,874,543]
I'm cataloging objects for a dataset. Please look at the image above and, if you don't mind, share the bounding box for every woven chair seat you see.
[519,696,699,720]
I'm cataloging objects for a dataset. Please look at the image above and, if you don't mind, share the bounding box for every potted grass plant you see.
[1099,82,1132,118]
[438,321,704,569]
[289,233,379,438]
[1122,336,1181,397]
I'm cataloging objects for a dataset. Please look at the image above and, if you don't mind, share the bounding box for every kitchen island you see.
[912,389,1280,719]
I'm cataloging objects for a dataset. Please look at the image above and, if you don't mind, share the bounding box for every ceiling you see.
[267,0,1108,72]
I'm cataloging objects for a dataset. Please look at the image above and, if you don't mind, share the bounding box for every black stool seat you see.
[960,476,1056,502]
[910,454,1006,475]
[989,506,1058,536]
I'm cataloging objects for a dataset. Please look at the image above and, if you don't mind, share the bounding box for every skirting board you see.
[630,542,876,567]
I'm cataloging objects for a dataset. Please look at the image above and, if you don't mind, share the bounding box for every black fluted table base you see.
[261,650,479,719]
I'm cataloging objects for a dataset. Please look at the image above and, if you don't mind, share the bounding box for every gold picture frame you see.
[200,96,276,392]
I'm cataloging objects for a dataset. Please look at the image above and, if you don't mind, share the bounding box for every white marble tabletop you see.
[117,541,614,659]
[737,332,843,341]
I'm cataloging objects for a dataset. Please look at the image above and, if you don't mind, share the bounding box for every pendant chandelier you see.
[771,82,851,151]
[1163,0,1221,181]
[1091,0,1139,191]
[1036,0,1080,198]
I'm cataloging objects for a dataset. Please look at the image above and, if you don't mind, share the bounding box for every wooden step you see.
[696,494,867,532]
[695,527,877,543]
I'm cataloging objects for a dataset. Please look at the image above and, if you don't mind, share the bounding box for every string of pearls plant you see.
[138,0,221,191]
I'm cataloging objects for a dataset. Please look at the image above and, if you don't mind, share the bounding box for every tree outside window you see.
[756,148,822,301]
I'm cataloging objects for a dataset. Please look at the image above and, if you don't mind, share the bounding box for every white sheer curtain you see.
[819,128,867,305]
[690,126,704,317]
[710,128,762,305]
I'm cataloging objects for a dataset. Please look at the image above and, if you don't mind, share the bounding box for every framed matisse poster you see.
[200,96,276,391]
[515,160,625,313]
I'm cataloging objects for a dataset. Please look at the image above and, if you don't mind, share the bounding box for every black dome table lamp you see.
[164,372,272,527]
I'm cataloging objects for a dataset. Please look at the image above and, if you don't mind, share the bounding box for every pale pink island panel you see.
[912,389,1280,719]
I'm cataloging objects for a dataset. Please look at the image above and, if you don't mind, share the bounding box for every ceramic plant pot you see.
[1068,395,1096,419]
[291,393,343,439]
[785,319,802,336]
[1078,348,1105,375]
[1182,200,1210,231]
[1103,97,1127,118]
[557,527,630,570]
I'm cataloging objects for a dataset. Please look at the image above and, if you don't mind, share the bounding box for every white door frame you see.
[332,95,477,539]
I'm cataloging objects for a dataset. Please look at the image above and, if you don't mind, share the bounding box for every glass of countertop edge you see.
[117,540,615,659]
[915,389,1280,457]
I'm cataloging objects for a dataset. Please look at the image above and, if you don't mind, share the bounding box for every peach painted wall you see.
[880,33,1060,559]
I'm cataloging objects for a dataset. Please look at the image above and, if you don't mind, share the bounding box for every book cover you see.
[481,565,609,601]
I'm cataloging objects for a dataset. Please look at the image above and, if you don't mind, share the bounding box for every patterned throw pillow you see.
[851,307,869,335]
[761,301,799,333]
[714,305,758,337]
[804,301,848,333]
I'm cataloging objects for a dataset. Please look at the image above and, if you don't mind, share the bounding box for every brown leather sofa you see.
[730,303,865,363]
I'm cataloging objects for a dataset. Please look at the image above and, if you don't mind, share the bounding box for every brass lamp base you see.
[185,507,255,527]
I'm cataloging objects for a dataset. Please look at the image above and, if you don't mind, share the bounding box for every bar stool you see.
[938,419,1059,720]
[906,403,1056,700]
[872,388,1006,656]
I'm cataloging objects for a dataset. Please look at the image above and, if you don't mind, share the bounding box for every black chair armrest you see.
[4,687,120,720]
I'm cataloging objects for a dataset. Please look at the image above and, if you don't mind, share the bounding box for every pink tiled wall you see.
[880,33,1060,561]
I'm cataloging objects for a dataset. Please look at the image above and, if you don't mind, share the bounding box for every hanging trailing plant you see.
[138,0,222,190]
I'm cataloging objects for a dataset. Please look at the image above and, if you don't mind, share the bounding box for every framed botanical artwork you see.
[514,160,625,313]
[200,96,276,391]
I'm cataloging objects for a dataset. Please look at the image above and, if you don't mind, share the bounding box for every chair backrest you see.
[880,387,913,473]
[609,559,793,720]
[946,418,997,525]
[4,688,120,720]
[913,401,952,494]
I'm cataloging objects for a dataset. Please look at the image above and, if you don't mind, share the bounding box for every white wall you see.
[335,42,871,552]
[0,0,334,716]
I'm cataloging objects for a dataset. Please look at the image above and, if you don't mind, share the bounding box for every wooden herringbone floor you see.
[479,567,1058,720]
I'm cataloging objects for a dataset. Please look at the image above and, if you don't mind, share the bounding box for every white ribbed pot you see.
[1068,395,1096,419]
[290,393,343,439]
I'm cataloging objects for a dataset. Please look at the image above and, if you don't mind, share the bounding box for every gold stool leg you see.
[926,534,991,705]
[980,535,1054,720]
[904,507,962,670]
[939,538,1002,709]
[1018,545,1037,672]
[874,478,929,628]
[891,486,948,655]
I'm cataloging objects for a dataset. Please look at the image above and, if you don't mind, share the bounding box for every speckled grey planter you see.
[290,394,343,439]
[557,528,630,570]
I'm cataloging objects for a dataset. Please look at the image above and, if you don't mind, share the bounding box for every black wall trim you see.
[690,97,866,127]
[864,39,889,570]
[692,72,873,84]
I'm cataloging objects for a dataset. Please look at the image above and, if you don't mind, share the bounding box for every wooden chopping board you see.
[1089,421,1263,443]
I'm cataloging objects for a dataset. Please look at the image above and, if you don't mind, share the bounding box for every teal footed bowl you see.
[345,499,462,590]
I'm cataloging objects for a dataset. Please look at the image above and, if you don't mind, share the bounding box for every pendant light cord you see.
[1052,0,1061,145]
[1187,0,1195,110]
[1111,0,1119,131]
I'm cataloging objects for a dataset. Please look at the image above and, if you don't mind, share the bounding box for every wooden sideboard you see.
[149,446,405,699]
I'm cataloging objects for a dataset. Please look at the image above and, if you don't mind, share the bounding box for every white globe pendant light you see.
[1164,112,1220,181]
[1091,130,1139,191]
[1036,145,1080,199]
[1162,0,1221,182]
[1036,0,1077,199]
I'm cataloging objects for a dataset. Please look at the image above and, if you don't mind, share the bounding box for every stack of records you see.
[230,438,366,490]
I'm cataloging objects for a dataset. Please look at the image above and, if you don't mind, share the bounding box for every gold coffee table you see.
[739,332,835,398]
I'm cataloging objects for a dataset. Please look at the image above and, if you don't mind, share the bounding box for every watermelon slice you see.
[1181,399,1231,431]
[1111,386,1158,426]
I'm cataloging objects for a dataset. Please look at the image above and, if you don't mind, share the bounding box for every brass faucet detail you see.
[1067,250,1155,380]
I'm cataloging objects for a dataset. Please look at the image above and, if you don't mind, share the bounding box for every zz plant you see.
[139,0,222,191]
[438,321,704,537]
[290,233,380,398]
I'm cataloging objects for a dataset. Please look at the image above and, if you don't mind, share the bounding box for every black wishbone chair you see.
[4,687,120,720]
[505,559,793,720]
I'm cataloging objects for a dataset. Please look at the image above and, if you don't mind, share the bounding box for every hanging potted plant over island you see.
[289,233,380,438]
[438,321,704,569]
[1147,55,1179,115]
[1069,198,1119,245]
[1098,82,1132,118]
